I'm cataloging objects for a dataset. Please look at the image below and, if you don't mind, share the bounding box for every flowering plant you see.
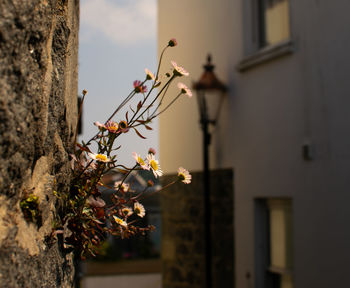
[53,39,192,259]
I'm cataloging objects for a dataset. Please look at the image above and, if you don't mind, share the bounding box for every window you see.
[255,198,294,288]
[237,0,293,71]
[258,0,291,48]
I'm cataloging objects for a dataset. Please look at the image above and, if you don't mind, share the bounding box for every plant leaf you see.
[137,101,142,111]
[133,128,147,139]
[113,145,122,151]
[136,119,146,124]
[76,143,91,153]
[117,168,129,174]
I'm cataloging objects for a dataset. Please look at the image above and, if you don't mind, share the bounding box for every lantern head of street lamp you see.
[193,54,227,125]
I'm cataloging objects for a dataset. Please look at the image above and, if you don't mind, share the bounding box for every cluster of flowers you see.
[54,38,192,259]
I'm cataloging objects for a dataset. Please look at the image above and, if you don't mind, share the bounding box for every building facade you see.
[158,0,350,287]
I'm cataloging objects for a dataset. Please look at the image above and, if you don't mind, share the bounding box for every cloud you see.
[80,0,157,46]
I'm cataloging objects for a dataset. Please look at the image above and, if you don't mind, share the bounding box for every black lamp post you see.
[193,55,227,288]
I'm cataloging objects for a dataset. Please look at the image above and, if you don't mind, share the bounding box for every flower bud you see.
[168,38,177,47]
[148,148,156,155]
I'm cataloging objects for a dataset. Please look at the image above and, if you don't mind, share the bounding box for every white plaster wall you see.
[158,0,238,174]
[290,1,350,287]
[158,0,350,287]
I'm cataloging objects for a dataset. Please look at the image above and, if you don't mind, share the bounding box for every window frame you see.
[238,0,294,72]
[254,198,294,288]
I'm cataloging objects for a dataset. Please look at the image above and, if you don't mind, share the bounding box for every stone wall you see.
[0,0,79,287]
[161,169,234,288]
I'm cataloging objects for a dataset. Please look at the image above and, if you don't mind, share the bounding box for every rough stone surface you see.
[0,0,79,287]
[161,169,234,288]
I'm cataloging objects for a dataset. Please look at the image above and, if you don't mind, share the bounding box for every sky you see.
[78,0,158,167]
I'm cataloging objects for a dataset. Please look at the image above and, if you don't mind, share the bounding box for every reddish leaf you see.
[133,128,147,139]
[137,101,142,111]
[76,143,91,152]
[117,168,129,174]
[125,111,129,122]
[144,124,153,130]
[136,119,147,124]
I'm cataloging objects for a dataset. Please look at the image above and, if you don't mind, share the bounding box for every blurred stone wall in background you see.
[161,169,234,288]
[0,0,79,286]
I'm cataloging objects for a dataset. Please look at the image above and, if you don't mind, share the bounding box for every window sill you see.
[237,39,294,72]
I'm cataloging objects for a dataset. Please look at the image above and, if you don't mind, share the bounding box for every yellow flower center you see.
[138,157,145,166]
[150,160,158,171]
[178,173,185,181]
[109,124,118,131]
[96,154,107,161]
[119,121,128,129]
[134,208,140,214]
[115,218,125,226]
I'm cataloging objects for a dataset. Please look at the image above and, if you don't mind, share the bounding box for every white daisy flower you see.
[177,167,192,184]
[105,121,119,133]
[145,68,155,80]
[177,82,193,97]
[87,152,111,162]
[114,181,130,193]
[171,61,189,77]
[133,152,149,170]
[134,202,146,218]
[121,207,133,217]
[113,216,128,227]
[147,154,163,178]
[94,121,107,131]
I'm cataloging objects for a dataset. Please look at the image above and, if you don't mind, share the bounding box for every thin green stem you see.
[138,180,177,201]
[155,45,169,81]
[153,92,183,118]
[149,83,172,118]
[130,75,176,126]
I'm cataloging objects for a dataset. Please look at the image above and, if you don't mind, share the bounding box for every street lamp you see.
[193,54,227,288]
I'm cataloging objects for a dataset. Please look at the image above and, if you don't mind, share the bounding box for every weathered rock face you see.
[0,0,79,286]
